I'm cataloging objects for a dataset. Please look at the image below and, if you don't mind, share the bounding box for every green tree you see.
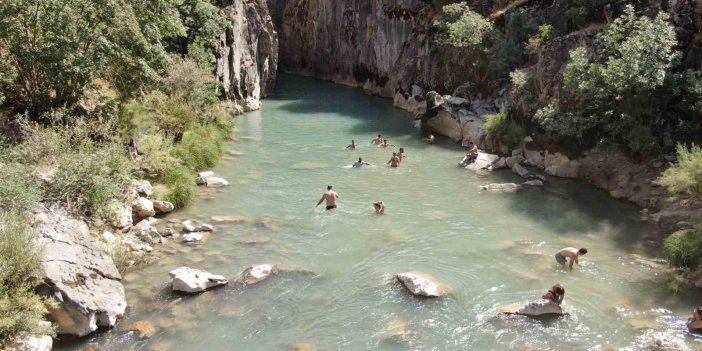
[0,0,185,116]
[534,5,677,154]
[434,2,493,48]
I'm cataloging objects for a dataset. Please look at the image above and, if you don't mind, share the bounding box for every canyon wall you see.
[216,0,279,114]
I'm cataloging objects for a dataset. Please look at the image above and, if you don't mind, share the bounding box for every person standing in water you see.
[371,134,383,145]
[315,185,339,210]
[688,307,702,331]
[346,140,357,150]
[542,284,565,305]
[397,148,406,162]
[424,132,435,144]
[387,152,401,167]
[555,247,588,270]
[373,201,385,214]
[352,157,371,168]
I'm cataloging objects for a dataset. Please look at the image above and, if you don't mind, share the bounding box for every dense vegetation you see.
[0,0,232,342]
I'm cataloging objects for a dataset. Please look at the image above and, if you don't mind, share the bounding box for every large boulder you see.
[132,180,153,198]
[169,267,228,293]
[152,200,175,214]
[243,264,278,285]
[33,206,127,337]
[196,171,215,185]
[107,201,132,229]
[395,272,448,297]
[131,197,156,219]
[465,152,499,172]
[512,163,531,178]
[524,149,544,168]
[544,152,580,178]
[11,335,53,351]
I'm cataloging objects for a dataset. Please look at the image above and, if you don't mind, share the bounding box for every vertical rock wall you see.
[270,0,426,97]
[216,0,279,114]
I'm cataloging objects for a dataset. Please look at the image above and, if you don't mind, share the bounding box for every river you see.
[58,74,702,350]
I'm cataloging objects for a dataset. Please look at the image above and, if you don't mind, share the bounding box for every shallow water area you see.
[58,75,702,351]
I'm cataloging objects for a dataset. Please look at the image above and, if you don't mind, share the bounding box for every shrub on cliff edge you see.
[661,143,702,199]
[663,224,702,269]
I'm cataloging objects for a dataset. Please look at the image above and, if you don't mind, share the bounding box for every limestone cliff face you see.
[269,0,426,97]
[216,0,279,114]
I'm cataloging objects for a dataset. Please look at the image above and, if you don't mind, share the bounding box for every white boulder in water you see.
[182,232,204,243]
[395,272,447,297]
[243,264,278,284]
[205,176,230,188]
[169,267,228,293]
[516,300,564,316]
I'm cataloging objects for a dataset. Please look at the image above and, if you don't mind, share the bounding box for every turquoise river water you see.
[59,75,702,351]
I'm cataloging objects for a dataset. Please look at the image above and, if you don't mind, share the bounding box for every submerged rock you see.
[395,272,448,297]
[123,320,156,339]
[211,215,249,223]
[522,180,544,187]
[243,264,278,285]
[169,267,228,293]
[515,300,564,316]
[512,163,530,178]
[205,177,230,188]
[289,343,317,351]
[182,232,205,243]
[480,183,522,192]
[34,206,126,337]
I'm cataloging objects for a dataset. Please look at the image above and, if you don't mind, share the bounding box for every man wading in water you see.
[555,247,588,270]
[315,185,339,210]
[387,152,401,167]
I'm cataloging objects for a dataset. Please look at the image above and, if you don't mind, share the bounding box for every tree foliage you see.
[534,6,677,155]
[434,2,493,48]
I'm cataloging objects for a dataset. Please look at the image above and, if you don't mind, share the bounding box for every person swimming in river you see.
[315,185,339,210]
[387,152,401,167]
[352,157,371,168]
[373,201,385,214]
[346,140,357,150]
[379,139,396,148]
[688,307,702,332]
[542,284,565,305]
[424,132,435,144]
[555,247,588,270]
[371,134,383,145]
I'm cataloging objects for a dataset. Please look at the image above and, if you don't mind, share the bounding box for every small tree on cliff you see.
[534,5,677,155]
[662,143,702,199]
[434,2,493,48]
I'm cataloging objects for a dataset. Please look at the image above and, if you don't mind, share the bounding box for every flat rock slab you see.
[169,267,228,293]
[34,205,126,337]
[395,272,448,297]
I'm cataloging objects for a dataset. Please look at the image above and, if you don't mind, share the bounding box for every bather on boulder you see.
[499,284,566,316]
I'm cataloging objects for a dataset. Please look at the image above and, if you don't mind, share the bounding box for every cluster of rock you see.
[168,264,279,294]
[196,171,230,188]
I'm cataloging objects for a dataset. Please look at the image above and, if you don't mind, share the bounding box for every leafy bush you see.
[534,5,677,155]
[537,24,554,42]
[484,111,525,149]
[434,2,493,48]
[0,165,43,214]
[663,225,702,268]
[661,143,702,199]
[0,213,54,340]
[172,125,226,172]
[159,164,197,208]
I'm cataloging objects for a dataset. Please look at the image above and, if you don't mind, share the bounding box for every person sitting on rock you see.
[352,157,371,168]
[373,201,385,214]
[346,140,357,150]
[555,247,588,270]
[688,307,702,331]
[371,134,383,145]
[542,284,565,305]
[424,132,435,144]
[468,141,479,160]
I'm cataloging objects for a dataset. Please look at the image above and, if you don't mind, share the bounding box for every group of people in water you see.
[316,132,701,327]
